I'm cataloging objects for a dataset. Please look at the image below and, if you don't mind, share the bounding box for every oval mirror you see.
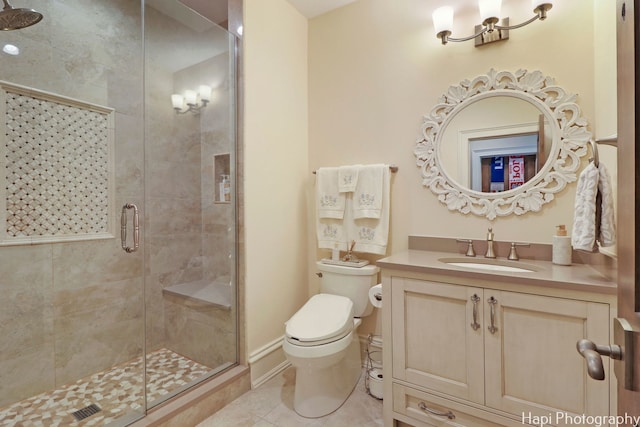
[414,69,592,220]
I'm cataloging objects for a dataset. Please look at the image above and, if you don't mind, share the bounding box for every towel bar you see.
[312,165,398,174]
[589,135,617,168]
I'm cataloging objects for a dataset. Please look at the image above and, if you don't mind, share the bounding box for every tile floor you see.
[196,366,383,427]
[0,348,211,427]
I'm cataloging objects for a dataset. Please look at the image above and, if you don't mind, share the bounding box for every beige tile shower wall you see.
[0,0,144,408]
[0,245,54,408]
[167,51,235,366]
[194,54,234,286]
[144,6,236,366]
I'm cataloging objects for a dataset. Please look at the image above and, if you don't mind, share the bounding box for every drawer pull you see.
[418,402,456,420]
[470,294,481,330]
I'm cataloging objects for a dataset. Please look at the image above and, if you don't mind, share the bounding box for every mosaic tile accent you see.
[0,81,114,245]
[0,348,211,427]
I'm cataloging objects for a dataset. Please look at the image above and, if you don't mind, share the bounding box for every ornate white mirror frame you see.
[414,69,592,220]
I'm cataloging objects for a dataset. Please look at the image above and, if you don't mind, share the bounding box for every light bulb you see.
[432,6,454,35]
[478,0,501,22]
[184,90,197,106]
[198,85,212,103]
[171,94,184,110]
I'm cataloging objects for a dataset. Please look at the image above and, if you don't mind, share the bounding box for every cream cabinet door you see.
[391,278,485,404]
[483,290,611,424]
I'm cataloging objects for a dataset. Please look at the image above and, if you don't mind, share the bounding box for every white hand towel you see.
[316,218,348,251]
[572,162,599,252]
[316,167,345,219]
[572,162,616,252]
[597,163,616,247]
[346,166,391,255]
[338,164,361,193]
[353,164,386,219]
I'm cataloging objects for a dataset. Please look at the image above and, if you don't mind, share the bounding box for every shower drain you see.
[71,403,102,421]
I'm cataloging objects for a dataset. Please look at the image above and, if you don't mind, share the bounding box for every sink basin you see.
[438,257,539,273]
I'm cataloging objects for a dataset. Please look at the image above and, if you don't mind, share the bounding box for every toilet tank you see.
[316,261,380,317]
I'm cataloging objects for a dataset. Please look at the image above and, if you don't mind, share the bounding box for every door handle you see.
[576,339,623,380]
[121,203,139,253]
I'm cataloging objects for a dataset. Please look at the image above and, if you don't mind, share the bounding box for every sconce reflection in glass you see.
[171,85,212,114]
[433,0,552,46]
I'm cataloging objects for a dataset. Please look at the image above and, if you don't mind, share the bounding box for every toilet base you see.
[291,335,362,418]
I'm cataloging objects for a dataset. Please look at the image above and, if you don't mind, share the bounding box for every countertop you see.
[377,249,617,295]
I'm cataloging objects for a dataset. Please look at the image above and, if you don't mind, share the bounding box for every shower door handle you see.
[121,203,139,253]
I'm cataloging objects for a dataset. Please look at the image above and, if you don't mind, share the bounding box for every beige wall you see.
[243,0,618,380]
[243,0,310,383]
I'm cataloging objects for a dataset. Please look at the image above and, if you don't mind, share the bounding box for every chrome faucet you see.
[485,227,496,258]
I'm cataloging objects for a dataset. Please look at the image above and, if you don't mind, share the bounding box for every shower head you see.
[0,0,42,31]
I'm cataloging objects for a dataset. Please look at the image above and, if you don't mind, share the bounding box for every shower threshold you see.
[0,348,212,426]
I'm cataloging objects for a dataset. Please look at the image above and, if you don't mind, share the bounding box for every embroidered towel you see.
[572,162,616,251]
[338,164,361,192]
[316,218,348,251]
[346,166,391,255]
[316,167,345,219]
[353,164,386,219]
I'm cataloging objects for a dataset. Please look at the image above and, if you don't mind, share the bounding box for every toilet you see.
[283,261,380,418]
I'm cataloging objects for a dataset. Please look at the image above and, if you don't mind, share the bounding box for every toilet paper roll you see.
[368,284,382,308]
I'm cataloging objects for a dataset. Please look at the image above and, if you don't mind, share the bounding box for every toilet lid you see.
[285,294,354,344]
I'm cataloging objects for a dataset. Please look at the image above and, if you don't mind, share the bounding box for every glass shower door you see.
[0,0,147,425]
[143,0,238,410]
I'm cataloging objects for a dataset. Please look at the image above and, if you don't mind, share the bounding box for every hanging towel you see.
[572,162,616,252]
[597,163,616,247]
[338,164,361,192]
[345,166,391,255]
[316,167,345,219]
[316,218,349,251]
[353,164,386,219]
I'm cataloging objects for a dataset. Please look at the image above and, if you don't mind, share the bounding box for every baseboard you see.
[252,359,291,389]
[248,335,290,388]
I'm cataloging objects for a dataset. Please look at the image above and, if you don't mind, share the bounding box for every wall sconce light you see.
[171,84,212,114]
[433,0,552,46]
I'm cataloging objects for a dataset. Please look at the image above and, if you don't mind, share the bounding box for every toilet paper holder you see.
[368,283,383,309]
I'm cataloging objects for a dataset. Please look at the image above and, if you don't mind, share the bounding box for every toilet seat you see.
[285,294,354,346]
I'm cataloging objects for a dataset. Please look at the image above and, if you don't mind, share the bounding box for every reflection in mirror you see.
[438,95,553,193]
[471,134,538,192]
[414,69,592,219]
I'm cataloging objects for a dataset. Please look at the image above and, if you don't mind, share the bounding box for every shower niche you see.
[214,153,231,203]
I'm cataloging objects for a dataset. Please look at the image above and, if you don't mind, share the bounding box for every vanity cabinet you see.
[385,275,613,427]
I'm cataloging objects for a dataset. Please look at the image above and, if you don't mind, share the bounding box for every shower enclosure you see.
[0,1,238,425]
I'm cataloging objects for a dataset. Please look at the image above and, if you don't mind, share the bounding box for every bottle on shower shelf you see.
[222,174,231,202]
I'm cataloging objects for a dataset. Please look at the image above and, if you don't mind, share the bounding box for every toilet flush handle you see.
[316,272,322,278]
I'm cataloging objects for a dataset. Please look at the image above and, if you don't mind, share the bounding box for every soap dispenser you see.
[552,225,572,265]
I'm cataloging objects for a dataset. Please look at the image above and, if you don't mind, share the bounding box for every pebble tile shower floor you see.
[0,348,210,426]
